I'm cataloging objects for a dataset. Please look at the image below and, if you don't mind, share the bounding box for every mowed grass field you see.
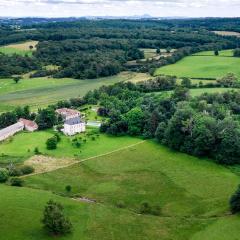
[0,41,38,56]
[0,130,142,163]
[0,72,142,113]
[0,140,239,239]
[155,50,240,79]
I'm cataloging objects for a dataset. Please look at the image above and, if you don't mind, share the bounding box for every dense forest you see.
[1,18,240,78]
[66,77,240,166]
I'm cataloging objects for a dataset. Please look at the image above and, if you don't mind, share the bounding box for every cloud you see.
[0,0,239,17]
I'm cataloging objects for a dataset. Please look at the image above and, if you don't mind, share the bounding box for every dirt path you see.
[22,140,146,178]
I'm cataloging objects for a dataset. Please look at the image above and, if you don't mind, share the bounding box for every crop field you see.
[0,72,143,113]
[213,31,240,37]
[155,50,240,79]
[0,41,38,56]
[0,140,239,239]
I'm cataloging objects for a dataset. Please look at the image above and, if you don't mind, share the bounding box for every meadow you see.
[0,72,143,113]
[155,50,240,79]
[1,140,240,239]
[0,41,38,56]
[0,130,142,163]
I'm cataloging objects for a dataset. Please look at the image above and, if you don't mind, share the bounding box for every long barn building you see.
[0,122,24,142]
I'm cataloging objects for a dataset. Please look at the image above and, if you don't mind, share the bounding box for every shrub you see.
[230,185,240,214]
[139,201,161,216]
[20,165,34,175]
[65,185,72,193]
[42,200,72,236]
[151,205,161,216]
[10,177,24,187]
[116,200,126,208]
[46,137,58,150]
[54,133,61,142]
[139,202,152,214]
[34,147,40,155]
[9,167,22,177]
[0,168,9,183]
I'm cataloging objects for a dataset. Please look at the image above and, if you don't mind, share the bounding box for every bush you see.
[20,165,34,175]
[9,167,22,177]
[0,168,9,183]
[46,137,58,150]
[10,177,24,187]
[139,201,161,216]
[34,147,40,155]
[65,185,72,193]
[139,202,152,214]
[116,200,126,209]
[42,200,72,236]
[54,133,61,142]
[230,185,240,214]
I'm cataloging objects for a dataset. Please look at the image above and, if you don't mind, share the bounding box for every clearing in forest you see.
[155,50,240,79]
[0,41,38,56]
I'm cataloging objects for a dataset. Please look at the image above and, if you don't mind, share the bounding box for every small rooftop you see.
[0,122,23,137]
[56,108,80,117]
[19,118,38,129]
[65,117,84,125]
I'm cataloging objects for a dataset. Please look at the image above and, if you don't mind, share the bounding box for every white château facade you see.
[63,117,86,136]
[56,108,86,136]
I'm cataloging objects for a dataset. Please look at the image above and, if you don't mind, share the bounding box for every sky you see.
[0,0,239,18]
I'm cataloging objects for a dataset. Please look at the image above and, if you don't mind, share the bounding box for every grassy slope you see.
[155,50,240,79]
[25,141,239,216]
[21,141,240,239]
[0,72,140,112]
[0,184,171,240]
[0,139,239,239]
[0,130,142,162]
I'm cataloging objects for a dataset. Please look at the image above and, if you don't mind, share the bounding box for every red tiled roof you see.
[56,108,80,116]
[19,118,38,129]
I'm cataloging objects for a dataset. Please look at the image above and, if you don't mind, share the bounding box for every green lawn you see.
[0,72,138,113]
[1,139,240,239]
[0,184,171,240]
[0,130,142,162]
[21,140,240,239]
[155,50,240,79]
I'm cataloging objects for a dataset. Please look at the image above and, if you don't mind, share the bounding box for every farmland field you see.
[155,50,240,79]
[0,41,38,56]
[1,140,239,239]
[213,31,240,37]
[0,72,145,113]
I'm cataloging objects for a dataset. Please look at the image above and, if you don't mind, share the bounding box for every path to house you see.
[22,140,146,178]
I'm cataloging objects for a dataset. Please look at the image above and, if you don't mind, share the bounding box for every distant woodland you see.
[1,18,240,79]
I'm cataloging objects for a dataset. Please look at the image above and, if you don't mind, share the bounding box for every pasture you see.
[155,50,240,79]
[189,88,236,96]
[0,184,169,240]
[0,72,144,113]
[0,41,38,56]
[0,140,238,239]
